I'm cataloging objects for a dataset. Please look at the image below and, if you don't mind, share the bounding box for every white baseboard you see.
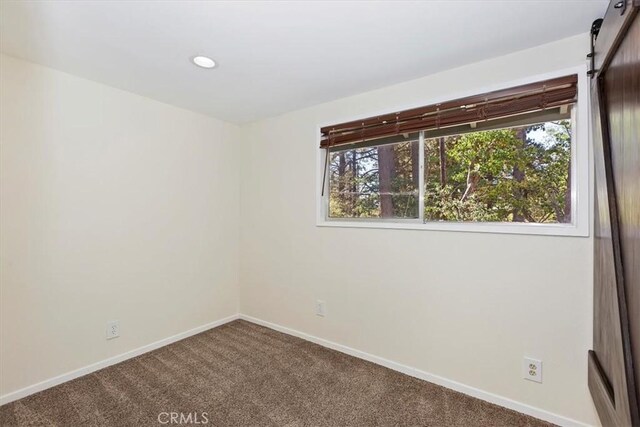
[0,314,240,406]
[239,314,592,427]
[0,312,592,427]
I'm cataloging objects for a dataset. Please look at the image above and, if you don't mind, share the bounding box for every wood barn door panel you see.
[590,80,637,427]
[604,13,640,410]
[589,2,640,425]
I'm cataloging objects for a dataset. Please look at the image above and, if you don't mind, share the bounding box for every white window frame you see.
[316,65,590,237]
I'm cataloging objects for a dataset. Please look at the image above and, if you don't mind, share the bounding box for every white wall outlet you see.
[315,300,326,317]
[106,320,120,340]
[523,357,542,383]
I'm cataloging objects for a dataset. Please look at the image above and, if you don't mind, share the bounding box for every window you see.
[328,137,420,219]
[319,71,588,236]
[423,120,572,223]
[328,118,571,223]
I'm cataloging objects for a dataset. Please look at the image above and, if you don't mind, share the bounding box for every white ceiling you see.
[1,0,606,124]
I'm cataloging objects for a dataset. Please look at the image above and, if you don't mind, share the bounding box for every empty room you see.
[1,1,639,426]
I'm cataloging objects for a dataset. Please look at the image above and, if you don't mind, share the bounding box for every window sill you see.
[316,219,589,237]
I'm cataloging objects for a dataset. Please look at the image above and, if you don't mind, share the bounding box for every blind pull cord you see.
[321,132,334,197]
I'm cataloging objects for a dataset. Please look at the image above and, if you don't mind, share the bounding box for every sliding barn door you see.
[589,1,640,426]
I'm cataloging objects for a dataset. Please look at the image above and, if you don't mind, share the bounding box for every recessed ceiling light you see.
[192,56,216,69]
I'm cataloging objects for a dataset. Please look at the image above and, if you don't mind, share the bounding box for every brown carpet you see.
[0,320,553,426]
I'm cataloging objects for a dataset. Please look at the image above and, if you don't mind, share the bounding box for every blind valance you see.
[320,74,577,149]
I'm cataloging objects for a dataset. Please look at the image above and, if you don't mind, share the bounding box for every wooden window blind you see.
[319,74,578,149]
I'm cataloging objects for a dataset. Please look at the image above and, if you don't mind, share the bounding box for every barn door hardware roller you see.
[587,18,603,77]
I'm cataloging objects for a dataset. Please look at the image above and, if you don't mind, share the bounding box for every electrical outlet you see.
[523,357,542,383]
[316,300,326,317]
[106,320,120,340]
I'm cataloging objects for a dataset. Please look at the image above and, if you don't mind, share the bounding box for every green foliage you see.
[329,121,571,223]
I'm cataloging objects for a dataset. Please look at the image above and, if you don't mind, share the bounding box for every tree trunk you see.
[411,140,419,190]
[512,128,527,222]
[461,164,480,202]
[337,152,348,215]
[338,152,347,192]
[438,137,447,188]
[350,150,358,215]
[378,145,395,217]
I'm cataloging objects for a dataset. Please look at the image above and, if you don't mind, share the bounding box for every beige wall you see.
[0,54,240,396]
[239,34,597,425]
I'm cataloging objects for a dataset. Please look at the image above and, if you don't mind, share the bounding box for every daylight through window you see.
[322,75,578,225]
[328,138,420,219]
[422,120,572,223]
[327,118,572,223]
